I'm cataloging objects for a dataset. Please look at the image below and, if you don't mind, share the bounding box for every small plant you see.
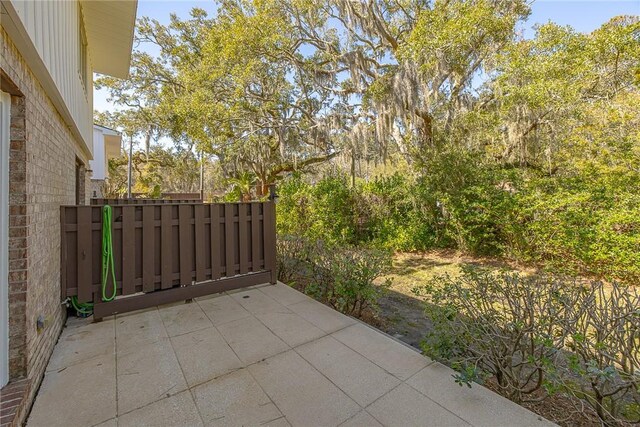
[322,246,392,317]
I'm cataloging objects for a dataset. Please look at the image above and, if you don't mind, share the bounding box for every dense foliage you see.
[276,157,640,282]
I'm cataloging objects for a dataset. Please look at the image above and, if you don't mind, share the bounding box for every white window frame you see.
[0,90,10,387]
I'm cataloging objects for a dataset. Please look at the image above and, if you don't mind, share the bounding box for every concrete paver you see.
[340,410,384,427]
[230,287,291,315]
[249,350,361,426]
[258,282,312,306]
[366,383,471,427]
[115,308,168,350]
[117,338,188,414]
[288,299,357,333]
[192,369,283,426]
[255,310,326,347]
[196,294,252,326]
[46,318,115,372]
[28,354,116,427]
[296,335,400,406]
[217,316,289,364]
[332,323,432,380]
[159,301,213,337]
[406,362,555,427]
[171,327,243,387]
[118,390,203,427]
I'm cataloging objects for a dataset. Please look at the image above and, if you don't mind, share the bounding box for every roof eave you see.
[81,0,138,78]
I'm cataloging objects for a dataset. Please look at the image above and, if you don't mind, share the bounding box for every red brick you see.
[8,205,26,216]
[8,270,27,283]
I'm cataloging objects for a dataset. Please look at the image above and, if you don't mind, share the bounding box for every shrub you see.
[274,150,640,283]
[276,173,358,245]
[419,148,521,255]
[565,282,640,425]
[276,235,313,284]
[276,236,392,318]
[356,173,437,251]
[515,172,640,283]
[414,268,640,425]
[414,267,584,403]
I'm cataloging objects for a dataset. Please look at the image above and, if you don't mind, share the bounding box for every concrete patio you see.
[27,282,552,427]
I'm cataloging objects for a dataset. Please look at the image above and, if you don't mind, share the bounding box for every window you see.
[78,7,88,93]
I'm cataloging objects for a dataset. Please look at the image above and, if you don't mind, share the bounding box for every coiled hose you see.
[70,204,116,315]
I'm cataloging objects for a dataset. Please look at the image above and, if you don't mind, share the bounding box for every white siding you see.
[8,0,93,152]
[90,128,106,180]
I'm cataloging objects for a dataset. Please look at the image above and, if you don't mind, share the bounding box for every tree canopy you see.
[96,1,639,194]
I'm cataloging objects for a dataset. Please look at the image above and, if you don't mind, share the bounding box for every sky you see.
[93,0,640,114]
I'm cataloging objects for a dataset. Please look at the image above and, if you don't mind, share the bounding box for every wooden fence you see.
[61,202,276,320]
[91,198,202,205]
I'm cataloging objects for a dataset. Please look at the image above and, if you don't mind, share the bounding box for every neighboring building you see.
[90,124,122,198]
[0,1,137,424]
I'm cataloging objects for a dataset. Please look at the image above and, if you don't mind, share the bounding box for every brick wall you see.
[1,27,91,426]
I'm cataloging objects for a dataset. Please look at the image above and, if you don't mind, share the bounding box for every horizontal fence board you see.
[93,272,271,319]
[91,198,202,205]
[61,202,276,319]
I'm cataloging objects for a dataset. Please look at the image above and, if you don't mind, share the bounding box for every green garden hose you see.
[70,296,93,315]
[70,204,116,315]
[101,205,117,302]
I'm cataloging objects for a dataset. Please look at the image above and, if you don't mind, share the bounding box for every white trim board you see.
[0,91,10,387]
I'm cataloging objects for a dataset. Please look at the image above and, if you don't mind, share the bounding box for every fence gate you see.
[60,202,276,320]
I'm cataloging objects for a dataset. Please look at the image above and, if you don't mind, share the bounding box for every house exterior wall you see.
[3,0,93,153]
[91,127,107,180]
[1,26,91,425]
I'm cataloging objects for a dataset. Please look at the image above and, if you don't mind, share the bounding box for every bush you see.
[357,173,437,251]
[515,172,640,283]
[275,149,640,283]
[414,267,583,402]
[414,268,640,425]
[277,236,392,317]
[277,173,358,244]
[419,148,521,255]
[566,282,640,425]
[276,235,313,284]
